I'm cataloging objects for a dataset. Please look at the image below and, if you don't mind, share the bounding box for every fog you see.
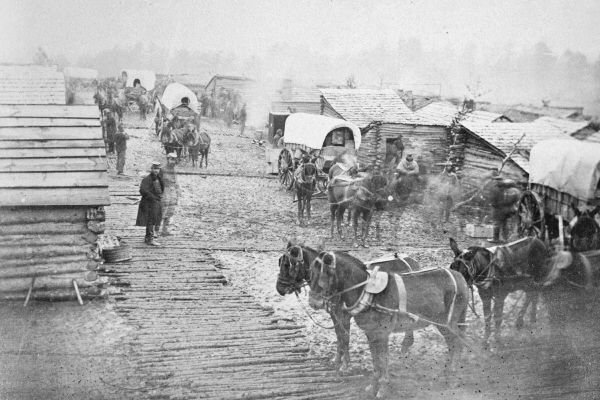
[2,0,600,115]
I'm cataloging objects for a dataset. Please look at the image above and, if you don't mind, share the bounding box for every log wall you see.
[357,123,449,173]
[0,206,106,299]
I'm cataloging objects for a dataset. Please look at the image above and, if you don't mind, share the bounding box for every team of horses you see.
[275,203,600,398]
[291,153,418,247]
[158,116,211,168]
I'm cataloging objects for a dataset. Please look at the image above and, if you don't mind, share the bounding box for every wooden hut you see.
[533,116,596,140]
[0,104,110,301]
[455,121,577,189]
[320,88,449,173]
[0,65,66,105]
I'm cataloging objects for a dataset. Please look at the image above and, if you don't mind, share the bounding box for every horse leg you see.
[352,209,360,247]
[516,291,538,329]
[330,205,336,238]
[362,211,373,248]
[365,331,391,399]
[479,290,493,347]
[492,292,507,345]
[329,308,351,374]
[296,195,303,226]
[400,329,414,354]
[336,207,345,239]
[306,193,312,222]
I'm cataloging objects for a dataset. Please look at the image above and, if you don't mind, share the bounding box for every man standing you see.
[114,123,129,175]
[136,162,164,246]
[103,109,117,154]
[239,103,247,136]
[484,171,519,243]
[157,153,181,236]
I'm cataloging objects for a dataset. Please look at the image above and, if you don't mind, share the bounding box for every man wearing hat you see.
[484,170,519,243]
[113,123,129,175]
[171,97,200,130]
[136,162,164,246]
[156,153,181,236]
[396,154,419,177]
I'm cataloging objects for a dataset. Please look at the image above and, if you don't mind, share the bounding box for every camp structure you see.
[120,69,156,91]
[455,120,577,189]
[320,88,449,173]
[533,116,597,140]
[0,64,66,105]
[0,104,110,302]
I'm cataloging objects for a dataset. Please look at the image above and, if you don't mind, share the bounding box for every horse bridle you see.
[454,250,496,288]
[312,254,368,305]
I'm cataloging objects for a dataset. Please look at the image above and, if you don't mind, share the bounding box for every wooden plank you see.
[0,187,110,206]
[0,139,105,149]
[0,147,106,158]
[0,117,100,127]
[0,105,99,119]
[0,157,107,172]
[0,171,108,188]
[0,126,102,140]
[0,273,98,293]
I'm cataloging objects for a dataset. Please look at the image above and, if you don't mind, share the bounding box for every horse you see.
[275,242,421,374]
[327,173,390,247]
[184,125,210,168]
[308,250,468,398]
[160,121,186,161]
[448,236,549,346]
[570,204,600,252]
[293,162,317,225]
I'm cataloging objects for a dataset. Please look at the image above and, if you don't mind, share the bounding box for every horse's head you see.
[300,162,317,186]
[570,204,600,252]
[449,238,493,288]
[276,243,311,296]
[308,252,338,310]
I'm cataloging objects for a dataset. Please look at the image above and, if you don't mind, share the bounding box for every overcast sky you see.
[2,0,599,64]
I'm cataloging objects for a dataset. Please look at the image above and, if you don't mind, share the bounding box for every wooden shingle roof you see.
[415,101,508,126]
[320,88,419,127]
[461,121,576,173]
[534,116,592,136]
[0,104,110,206]
[0,65,66,105]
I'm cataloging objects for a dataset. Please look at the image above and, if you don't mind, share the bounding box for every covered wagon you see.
[265,112,361,190]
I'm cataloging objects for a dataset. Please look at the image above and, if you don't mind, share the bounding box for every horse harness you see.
[317,253,460,328]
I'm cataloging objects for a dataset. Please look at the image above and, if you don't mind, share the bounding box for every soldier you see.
[171,97,200,129]
[113,123,129,175]
[239,103,247,136]
[438,164,460,223]
[136,162,164,246]
[485,170,519,243]
[156,153,181,236]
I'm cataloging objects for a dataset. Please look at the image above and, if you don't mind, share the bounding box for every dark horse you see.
[275,242,420,374]
[185,127,211,168]
[570,204,600,252]
[328,172,390,247]
[449,236,548,346]
[293,162,317,225]
[160,120,186,160]
[308,250,468,398]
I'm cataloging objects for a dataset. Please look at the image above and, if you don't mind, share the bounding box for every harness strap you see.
[442,267,459,326]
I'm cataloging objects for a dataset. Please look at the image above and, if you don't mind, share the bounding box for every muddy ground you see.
[1,114,598,399]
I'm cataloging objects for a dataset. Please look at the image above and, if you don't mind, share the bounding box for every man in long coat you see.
[156,153,181,236]
[136,162,164,246]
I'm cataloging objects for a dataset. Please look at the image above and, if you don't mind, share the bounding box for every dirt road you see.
[1,116,598,399]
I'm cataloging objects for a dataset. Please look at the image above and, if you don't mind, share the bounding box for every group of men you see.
[102,110,129,175]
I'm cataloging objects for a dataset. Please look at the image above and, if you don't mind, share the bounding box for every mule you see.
[293,163,317,225]
[275,242,420,374]
[449,236,548,346]
[184,126,210,168]
[570,204,600,252]
[308,250,468,398]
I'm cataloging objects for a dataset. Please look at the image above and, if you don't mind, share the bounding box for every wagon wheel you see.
[517,190,545,239]
[277,148,294,190]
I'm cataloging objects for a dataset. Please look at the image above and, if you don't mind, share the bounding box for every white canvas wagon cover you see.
[283,113,361,150]
[529,139,600,201]
[121,69,156,91]
[160,82,199,112]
